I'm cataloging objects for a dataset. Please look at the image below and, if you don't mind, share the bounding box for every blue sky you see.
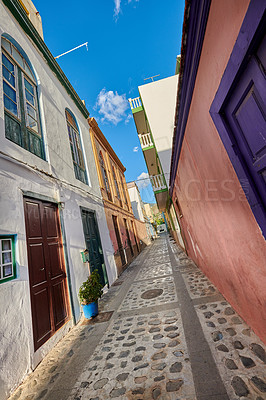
[34,0,185,202]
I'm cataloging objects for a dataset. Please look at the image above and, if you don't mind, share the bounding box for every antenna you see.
[144,74,160,82]
[55,42,88,59]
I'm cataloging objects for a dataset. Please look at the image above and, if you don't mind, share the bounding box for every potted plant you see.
[79,270,103,319]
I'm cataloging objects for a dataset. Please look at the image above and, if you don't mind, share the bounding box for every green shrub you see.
[79,270,103,304]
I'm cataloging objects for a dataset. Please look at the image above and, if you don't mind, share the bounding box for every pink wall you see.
[173,0,266,343]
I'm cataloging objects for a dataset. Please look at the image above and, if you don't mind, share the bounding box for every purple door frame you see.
[210,1,266,237]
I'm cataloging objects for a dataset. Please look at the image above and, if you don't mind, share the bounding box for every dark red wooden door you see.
[24,198,69,350]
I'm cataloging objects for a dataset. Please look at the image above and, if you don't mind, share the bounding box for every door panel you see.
[33,287,52,342]
[48,242,63,278]
[24,198,69,350]
[29,243,47,286]
[81,209,108,286]
[51,280,68,328]
[224,42,266,208]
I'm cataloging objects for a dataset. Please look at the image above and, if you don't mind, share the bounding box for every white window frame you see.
[0,237,16,282]
[22,74,40,135]
[2,50,20,120]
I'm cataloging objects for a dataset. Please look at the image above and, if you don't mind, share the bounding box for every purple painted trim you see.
[210,1,266,237]
[169,0,211,195]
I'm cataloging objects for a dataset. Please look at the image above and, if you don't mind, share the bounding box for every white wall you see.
[127,185,145,222]
[0,3,117,398]
[139,75,178,186]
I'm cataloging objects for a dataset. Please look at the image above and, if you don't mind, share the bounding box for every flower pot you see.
[82,301,98,319]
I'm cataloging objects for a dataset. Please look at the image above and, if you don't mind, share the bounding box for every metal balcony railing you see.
[150,174,167,192]
[128,97,142,111]
[138,132,154,149]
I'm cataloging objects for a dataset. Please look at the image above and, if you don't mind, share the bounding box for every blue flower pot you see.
[82,301,98,319]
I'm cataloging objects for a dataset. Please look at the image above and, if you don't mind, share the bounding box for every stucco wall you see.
[172,0,266,342]
[0,3,117,398]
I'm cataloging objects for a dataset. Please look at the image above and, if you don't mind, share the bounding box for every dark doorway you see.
[131,220,140,253]
[81,209,108,287]
[112,215,126,266]
[124,218,134,257]
[24,197,70,351]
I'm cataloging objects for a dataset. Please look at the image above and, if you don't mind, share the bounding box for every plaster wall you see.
[139,75,178,185]
[172,0,266,342]
[127,185,145,222]
[0,3,117,398]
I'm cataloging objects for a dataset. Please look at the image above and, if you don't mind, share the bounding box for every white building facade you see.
[127,182,155,240]
[0,1,117,398]
[129,71,185,249]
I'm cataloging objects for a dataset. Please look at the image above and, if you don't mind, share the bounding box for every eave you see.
[88,117,126,173]
[169,0,211,195]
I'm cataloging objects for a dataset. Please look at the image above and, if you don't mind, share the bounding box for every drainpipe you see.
[59,203,77,325]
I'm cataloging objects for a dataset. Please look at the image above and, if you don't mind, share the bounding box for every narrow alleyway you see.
[9,236,265,400]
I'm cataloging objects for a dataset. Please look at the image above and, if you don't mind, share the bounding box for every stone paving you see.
[8,235,266,400]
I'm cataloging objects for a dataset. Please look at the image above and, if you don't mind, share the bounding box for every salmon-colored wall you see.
[172,0,266,342]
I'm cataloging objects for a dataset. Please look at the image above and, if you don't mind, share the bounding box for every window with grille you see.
[112,164,122,206]
[99,151,112,201]
[1,36,44,159]
[65,109,87,184]
[0,236,16,283]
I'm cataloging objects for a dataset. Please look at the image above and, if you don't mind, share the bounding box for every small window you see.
[65,109,87,184]
[0,236,16,283]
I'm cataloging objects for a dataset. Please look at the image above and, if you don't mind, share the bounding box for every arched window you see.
[1,36,44,159]
[99,151,112,201]
[65,109,87,184]
[112,164,122,206]
[120,173,129,208]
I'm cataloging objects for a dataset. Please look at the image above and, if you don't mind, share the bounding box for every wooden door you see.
[224,34,266,212]
[131,220,139,253]
[81,209,108,286]
[124,218,134,257]
[112,215,126,265]
[24,198,69,351]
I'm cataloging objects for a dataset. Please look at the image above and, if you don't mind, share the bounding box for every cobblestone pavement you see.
[9,235,266,400]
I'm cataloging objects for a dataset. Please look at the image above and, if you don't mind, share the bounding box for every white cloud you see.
[133,146,139,152]
[125,114,133,124]
[114,0,121,18]
[114,0,139,19]
[136,172,150,189]
[95,88,129,125]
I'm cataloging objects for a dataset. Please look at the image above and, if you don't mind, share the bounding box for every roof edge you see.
[3,0,90,119]
[88,117,126,173]
[169,0,211,195]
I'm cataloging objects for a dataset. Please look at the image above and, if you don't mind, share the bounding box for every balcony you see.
[128,97,143,114]
[138,133,154,150]
[150,174,167,192]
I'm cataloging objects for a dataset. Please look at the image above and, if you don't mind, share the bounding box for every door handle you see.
[40,268,45,271]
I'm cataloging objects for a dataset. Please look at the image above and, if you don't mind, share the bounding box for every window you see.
[1,36,44,159]
[0,236,16,283]
[65,109,87,184]
[99,151,112,201]
[112,164,122,206]
[120,173,129,208]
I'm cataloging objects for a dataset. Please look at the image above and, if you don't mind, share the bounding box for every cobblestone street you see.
[9,235,266,400]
